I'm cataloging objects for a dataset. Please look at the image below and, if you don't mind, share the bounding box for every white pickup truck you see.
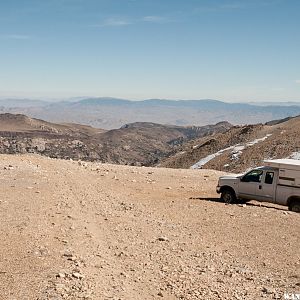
[216,159,300,212]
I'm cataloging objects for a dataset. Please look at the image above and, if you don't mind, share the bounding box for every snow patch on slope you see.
[191,146,234,169]
[230,134,272,161]
[191,134,272,169]
[288,152,300,160]
[246,134,272,146]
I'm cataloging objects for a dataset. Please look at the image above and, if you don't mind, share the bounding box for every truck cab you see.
[216,159,300,212]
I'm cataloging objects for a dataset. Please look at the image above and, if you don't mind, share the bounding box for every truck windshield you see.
[241,170,263,183]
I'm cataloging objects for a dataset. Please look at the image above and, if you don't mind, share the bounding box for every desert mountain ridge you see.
[0,113,104,136]
[0,113,299,172]
[1,97,300,129]
[161,115,300,172]
[0,113,232,166]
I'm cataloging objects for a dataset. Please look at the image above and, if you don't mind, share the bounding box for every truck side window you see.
[265,172,274,184]
[241,170,263,183]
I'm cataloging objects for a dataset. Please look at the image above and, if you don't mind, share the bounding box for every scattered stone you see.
[158,237,168,242]
[262,287,275,294]
[63,252,73,258]
[68,256,77,262]
[57,272,66,278]
[4,165,14,170]
[72,272,85,279]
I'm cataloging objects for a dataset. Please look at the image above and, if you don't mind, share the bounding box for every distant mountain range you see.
[1,97,300,129]
[247,101,300,106]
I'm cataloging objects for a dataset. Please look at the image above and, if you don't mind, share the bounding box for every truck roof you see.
[264,159,300,171]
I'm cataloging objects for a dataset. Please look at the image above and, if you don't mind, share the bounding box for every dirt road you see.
[0,154,299,299]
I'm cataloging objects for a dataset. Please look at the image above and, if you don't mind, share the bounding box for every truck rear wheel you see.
[220,189,236,204]
[289,200,300,213]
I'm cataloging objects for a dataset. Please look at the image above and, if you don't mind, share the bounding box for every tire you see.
[220,189,237,204]
[289,200,300,213]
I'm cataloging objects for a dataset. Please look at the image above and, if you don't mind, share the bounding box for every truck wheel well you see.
[287,196,300,206]
[220,186,236,196]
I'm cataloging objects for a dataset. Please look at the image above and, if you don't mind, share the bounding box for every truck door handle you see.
[259,185,262,190]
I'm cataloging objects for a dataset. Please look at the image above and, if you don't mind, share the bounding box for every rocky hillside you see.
[94,121,231,165]
[0,113,104,136]
[160,116,300,172]
[0,113,232,166]
[2,113,299,172]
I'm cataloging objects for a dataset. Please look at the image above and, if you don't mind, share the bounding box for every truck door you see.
[255,170,277,202]
[239,169,264,200]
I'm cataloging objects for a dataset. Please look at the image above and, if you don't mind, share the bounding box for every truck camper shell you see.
[264,159,300,171]
[264,159,300,188]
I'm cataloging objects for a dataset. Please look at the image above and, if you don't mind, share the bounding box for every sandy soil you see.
[0,154,299,300]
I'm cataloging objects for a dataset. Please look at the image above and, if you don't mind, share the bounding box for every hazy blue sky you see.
[0,0,299,101]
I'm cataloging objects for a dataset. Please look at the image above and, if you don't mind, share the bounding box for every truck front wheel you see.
[220,189,237,204]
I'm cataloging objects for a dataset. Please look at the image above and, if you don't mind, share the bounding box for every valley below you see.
[0,154,299,300]
[0,113,300,174]
[1,98,300,129]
